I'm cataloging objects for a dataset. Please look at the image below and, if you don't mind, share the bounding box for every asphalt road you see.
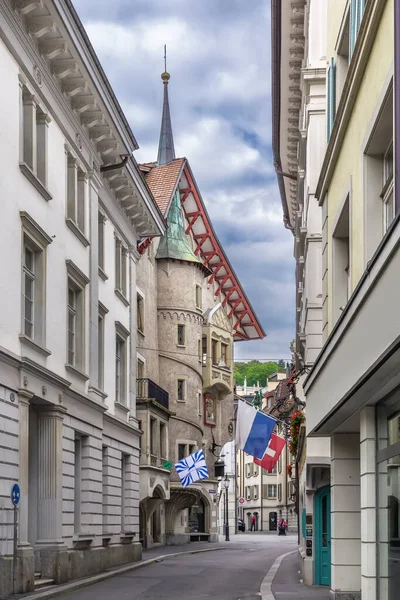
[59,533,297,600]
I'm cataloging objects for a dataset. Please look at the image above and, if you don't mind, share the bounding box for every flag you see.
[175,449,209,487]
[235,400,276,459]
[254,433,286,472]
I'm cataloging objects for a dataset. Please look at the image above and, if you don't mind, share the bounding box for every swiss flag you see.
[254,433,286,472]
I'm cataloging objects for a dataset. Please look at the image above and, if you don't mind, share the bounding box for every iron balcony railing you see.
[137,378,169,410]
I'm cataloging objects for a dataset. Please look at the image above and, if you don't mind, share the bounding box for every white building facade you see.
[271,0,331,587]
[0,0,164,595]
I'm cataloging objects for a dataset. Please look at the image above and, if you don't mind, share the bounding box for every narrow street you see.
[58,533,296,600]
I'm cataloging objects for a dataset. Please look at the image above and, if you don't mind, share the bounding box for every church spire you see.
[157,46,176,166]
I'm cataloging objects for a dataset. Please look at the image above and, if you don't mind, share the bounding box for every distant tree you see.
[277,359,286,371]
[234,360,281,387]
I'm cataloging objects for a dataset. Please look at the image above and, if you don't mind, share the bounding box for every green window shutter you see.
[350,0,365,59]
[327,58,336,141]
[302,507,307,539]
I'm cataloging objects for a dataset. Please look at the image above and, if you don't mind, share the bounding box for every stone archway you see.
[165,487,212,544]
[140,485,167,548]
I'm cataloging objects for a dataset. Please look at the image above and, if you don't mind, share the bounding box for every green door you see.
[315,486,331,586]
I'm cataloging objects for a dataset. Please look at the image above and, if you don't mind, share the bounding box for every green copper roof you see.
[156,191,209,273]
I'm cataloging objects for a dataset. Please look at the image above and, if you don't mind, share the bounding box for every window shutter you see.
[327,58,336,141]
[263,484,268,499]
[350,0,365,58]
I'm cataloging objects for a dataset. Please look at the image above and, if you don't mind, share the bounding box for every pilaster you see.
[36,405,66,545]
[360,407,377,600]
[330,433,361,600]
[18,390,34,547]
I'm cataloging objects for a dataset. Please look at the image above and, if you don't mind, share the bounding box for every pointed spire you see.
[156,191,211,276]
[157,46,176,166]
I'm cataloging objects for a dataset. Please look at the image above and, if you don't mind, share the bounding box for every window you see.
[20,214,52,350]
[115,321,130,405]
[198,339,202,363]
[212,338,218,365]
[66,153,88,242]
[121,454,128,530]
[66,258,89,373]
[137,358,145,397]
[137,293,144,334]
[150,417,157,456]
[382,142,394,232]
[195,285,202,309]
[269,463,278,475]
[327,57,336,141]
[115,237,128,299]
[177,379,185,401]
[349,0,365,59]
[336,7,350,105]
[160,422,166,459]
[178,444,186,461]
[246,486,251,501]
[198,392,202,416]
[202,336,207,366]
[177,324,185,346]
[20,83,50,198]
[364,82,394,258]
[278,454,282,474]
[189,444,196,456]
[267,484,277,499]
[98,212,106,274]
[254,464,259,477]
[246,463,251,478]
[332,197,350,321]
[221,343,228,367]
[254,485,259,500]
[98,303,108,390]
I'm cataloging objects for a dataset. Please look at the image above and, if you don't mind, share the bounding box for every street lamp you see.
[222,475,230,541]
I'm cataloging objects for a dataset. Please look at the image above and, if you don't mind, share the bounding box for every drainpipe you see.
[395,0,400,214]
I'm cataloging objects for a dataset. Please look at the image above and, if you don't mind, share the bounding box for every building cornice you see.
[0,0,164,239]
[316,0,389,203]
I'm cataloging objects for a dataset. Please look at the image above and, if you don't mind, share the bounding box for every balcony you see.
[137,378,169,410]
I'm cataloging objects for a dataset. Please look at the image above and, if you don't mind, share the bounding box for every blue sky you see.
[73,0,294,361]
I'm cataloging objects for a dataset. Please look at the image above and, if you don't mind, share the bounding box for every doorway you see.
[189,500,205,532]
[269,511,277,531]
[314,485,331,586]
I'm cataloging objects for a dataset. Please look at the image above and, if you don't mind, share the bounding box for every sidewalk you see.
[271,552,331,599]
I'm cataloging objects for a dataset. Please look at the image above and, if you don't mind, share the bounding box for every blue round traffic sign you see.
[11,483,20,506]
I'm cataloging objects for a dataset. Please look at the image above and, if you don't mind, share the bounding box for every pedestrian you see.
[278,518,287,536]
[251,514,256,531]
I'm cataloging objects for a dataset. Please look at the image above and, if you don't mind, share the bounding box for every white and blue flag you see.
[175,449,209,487]
[236,400,277,460]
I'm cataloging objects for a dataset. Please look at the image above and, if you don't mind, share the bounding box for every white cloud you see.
[72,0,295,359]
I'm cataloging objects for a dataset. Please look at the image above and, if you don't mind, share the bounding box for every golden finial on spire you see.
[161,44,170,82]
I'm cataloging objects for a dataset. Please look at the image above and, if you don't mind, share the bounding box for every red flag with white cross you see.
[253,433,286,472]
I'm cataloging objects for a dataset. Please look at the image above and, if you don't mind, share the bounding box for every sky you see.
[72,0,294,362]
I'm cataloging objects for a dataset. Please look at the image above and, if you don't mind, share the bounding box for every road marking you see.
[259,550,296,600]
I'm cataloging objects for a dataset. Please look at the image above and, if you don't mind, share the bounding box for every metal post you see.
[12,505,18,595]
[225,484,230,541]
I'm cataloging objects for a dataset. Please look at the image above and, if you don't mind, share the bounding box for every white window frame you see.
[19,79,52,201]
[115,321,130,406]
[98,302,108,390]
[382,142,394,233]
[65,150,89,246]
[20,212,52,354]
[115,235,129,303]
[66,260,89,377]
[267,484,277,499]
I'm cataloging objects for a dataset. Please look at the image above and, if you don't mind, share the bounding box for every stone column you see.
[17,390,35,593]
[331,433,361,600]
[360,407,377,600]
[18,391,33,546]
[122,453,140,534]
[36,406,66,544]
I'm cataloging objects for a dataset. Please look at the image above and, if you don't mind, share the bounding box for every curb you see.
[18,546,227,600]
[259,550,296,600]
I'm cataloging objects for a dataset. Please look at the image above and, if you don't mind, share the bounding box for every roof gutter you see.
[271,0,294,232]
[395,0,400,215]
